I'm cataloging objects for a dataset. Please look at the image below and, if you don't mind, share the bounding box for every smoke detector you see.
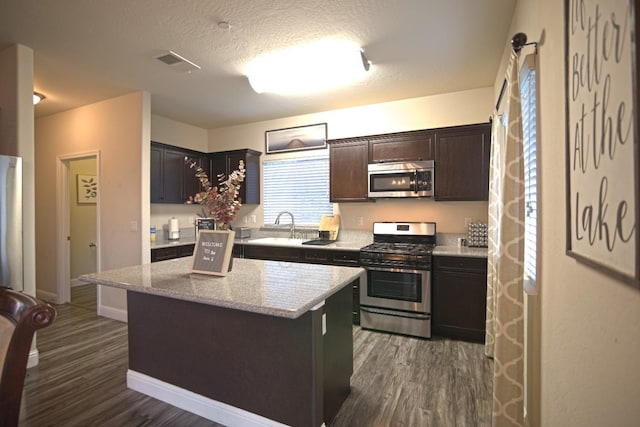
[156,50,201,73]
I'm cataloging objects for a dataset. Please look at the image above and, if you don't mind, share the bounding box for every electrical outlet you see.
[356,216,364,226]
[189,216,194,225]
[129,221,138,232]
[322,313,327,335]
[465,217,473,228]
[243,215,248,224]
[251,215,257,224]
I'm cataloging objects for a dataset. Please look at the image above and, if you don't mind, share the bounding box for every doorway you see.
[56,152,100,306]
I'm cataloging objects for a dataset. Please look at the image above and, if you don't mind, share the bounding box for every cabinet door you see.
[369,131,434,163]
[209,154,227,185]
[208,150,261,205]
[150,145,164,203]
[243,245,301,262]
[183,155,208,201]
[329,140,369,202]
[241,150,261,204]
[161,148,187,203]
[434,124,491,201]
[303,249,331,264]
[331,250,360,266]
[151,247,179,263]
[432,256,488,342]
[227,151,247,203]
[177,244,195,257]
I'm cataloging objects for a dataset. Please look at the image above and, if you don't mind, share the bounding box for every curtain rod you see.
[493,32,539,114]
[511,32,538,54]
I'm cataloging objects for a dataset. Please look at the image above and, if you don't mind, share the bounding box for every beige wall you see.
[149,114,208,233]
[502,1,640,425]
[0,44,36,299]
[151,113,208,152]
[35,92,149,315]
[208,87,493,232]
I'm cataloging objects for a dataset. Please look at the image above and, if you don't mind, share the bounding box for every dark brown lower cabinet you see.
[242,245,302,262]
[432,256,488,342]
[150,244,195,263]
[239,244,361,325]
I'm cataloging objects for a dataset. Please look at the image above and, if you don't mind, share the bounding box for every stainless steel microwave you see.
[368,160,434,198]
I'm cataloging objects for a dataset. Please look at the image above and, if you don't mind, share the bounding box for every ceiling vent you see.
[156,50,201,73]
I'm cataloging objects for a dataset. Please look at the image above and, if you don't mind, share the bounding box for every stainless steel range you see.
[359,222,436,339]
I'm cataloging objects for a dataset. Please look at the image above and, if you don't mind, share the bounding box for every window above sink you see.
[263,156,332,226]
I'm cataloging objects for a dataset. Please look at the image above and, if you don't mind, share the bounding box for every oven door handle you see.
[359,265,430,273]
[361,306,430,319]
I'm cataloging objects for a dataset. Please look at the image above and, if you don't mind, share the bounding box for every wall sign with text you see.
[565,0,639,287]
[192,230,235,276]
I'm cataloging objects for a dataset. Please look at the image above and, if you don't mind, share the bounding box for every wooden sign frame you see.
[192,230,235,276]
[564,0,639,288]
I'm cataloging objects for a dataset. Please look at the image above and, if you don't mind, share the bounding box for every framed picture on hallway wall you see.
[564,0,640,289]
[77,174,97,204]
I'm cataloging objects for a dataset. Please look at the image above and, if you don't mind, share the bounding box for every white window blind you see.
[520,55,537,285]
[263,156,333,225]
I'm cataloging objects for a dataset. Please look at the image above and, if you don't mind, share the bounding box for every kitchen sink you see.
[246,237,360,249]
[301,239,334,246]
[246,237,306,246]
[332,242,356,248]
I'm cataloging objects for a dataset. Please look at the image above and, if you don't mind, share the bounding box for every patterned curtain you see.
[485,50,525,427]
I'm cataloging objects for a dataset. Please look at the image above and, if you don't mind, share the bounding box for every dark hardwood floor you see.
[20,284,492,426]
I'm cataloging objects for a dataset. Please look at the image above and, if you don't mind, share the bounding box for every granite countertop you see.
[150,231,488,257]
[79,257,363,319]
[236,237,364,251]
[432,245,488,258]
[151,236,197,249]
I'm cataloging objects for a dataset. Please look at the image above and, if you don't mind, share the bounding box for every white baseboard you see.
[36,289,59,304]
[97,304,128,323]
[27,348,39,369]
[126,370,288,427]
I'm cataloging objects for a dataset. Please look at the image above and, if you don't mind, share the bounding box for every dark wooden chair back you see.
[0,287,56,427]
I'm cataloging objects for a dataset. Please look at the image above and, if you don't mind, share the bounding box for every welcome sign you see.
[192,230,235,276]
[565,0,639,286]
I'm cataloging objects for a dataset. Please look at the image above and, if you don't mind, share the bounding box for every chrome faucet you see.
[274,211,296,238]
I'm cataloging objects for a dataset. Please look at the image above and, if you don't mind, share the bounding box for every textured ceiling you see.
[0,0,517,129]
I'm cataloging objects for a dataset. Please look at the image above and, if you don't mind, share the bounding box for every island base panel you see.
[127,284,353,426]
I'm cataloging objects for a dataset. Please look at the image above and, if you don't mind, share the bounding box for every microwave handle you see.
[413,170,418,193]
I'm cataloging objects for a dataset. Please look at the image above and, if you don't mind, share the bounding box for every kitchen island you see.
[80,257,363,427]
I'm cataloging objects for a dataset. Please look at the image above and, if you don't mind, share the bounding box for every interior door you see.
[69,157,98,282]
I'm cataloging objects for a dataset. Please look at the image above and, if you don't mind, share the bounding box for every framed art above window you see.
[265,123,327,154]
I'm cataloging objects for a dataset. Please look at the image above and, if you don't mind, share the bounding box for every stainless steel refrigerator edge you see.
[0,155,23,291]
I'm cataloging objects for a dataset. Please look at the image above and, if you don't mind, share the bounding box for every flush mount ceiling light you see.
[33,92,46,105]
[246,40,371,95]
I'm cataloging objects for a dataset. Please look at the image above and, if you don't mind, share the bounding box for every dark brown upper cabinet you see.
[151,142,209,204]
[208,149,262,205]
[183,155,210,201]
[368,130,434,163]
[329,138,369,202]
[433,123,491,201]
